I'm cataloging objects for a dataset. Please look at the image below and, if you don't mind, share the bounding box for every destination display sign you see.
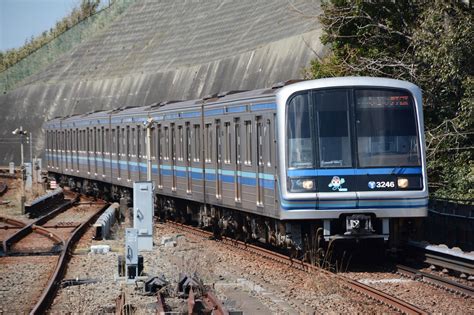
[356,93,411,108]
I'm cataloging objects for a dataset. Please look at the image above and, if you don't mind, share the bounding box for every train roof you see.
[44,77,422,128]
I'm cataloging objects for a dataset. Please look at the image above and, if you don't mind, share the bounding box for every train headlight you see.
[289,178,315,192]
[397,177,409,189]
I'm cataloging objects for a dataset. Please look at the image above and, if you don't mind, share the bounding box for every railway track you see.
[0,181,7,197]
[405,241,474,276]
[396,264,473,297]
[165,221,427,315]
[0,192,108,314]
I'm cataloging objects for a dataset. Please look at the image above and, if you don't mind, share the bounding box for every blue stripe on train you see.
[287,167,422,177]
[47,154,275,190]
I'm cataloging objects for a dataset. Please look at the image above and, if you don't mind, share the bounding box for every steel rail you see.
[156,292,166,315]
[406,243,474,276]
[0,216,26,228]
[2,198,75,254]
[396,264,473,297]
[167,221,427,315]
[0,181,7,196]
[30,202,109,314]
[202,291,229,315]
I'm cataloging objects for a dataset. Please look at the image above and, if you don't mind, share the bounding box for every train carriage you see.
[44,77,428,250]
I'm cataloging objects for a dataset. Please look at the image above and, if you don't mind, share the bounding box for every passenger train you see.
[44,77,428,253]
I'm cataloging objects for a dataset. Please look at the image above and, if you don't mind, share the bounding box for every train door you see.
[60,131,64,172]
[115,126,121,180]
[176,124,184,193]
[215,120,222,199]
[156,124,162,189]
[86,128,91,175]
[137,126,142,180]
[94,127,98,176]
[126,126,131,182]
[65,130,69,172]
[55,131,58,170]
[256,116,264,207]
[191,123,202,200]
[101,127,105,178]
[171,123,176,191]
[234,118,241,203]
[75,128,80,173]
[185,123,192,194]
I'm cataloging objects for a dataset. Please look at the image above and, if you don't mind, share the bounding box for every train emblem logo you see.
[328,176,347,192]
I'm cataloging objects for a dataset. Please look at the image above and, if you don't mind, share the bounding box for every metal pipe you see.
[29,133,33,164]
[145,118,154,181]
[20,127,24,166]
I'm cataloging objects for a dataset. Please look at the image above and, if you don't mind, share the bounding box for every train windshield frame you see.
[286,87,421,169]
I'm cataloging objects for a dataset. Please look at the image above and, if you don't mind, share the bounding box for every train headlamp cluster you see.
[289,178,316,192]
[397,177,409,189]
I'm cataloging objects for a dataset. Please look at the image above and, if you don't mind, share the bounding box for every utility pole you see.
[29,133,33,164]
[145,117,154,181]
[12,126,28,214]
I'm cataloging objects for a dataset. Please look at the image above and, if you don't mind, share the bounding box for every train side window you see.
[216,120,221,164]
[266,119,272,167]
[112,129,116,156]
[86,128,89,153]
[137,127,141,158]
[178,126,183,161]
[115,127,119,157]
[79,130,82,152]
[105,128,109,155]
[70,130,74,153]
[126,126,130,158]
[193,124,201,162]
[131,128,136,157]
[95,128,99,155]
[122,128,128,156]
[64,130,69,169]
[158,126,163,160]
[171,124,176,162]
[97,128,100,155]
[186,123,191,162]
[244,120,252,165]
[151,127,156,160]
[287,93,313,168]
[164,126,169,160]
[205,123,212,163]
[54,131,58,152]
[257,119,263,166]
[143,127,147,158]
[224,122,231,164]
[315,90,352,168]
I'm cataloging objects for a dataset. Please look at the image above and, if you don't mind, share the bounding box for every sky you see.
[0,0,85,51]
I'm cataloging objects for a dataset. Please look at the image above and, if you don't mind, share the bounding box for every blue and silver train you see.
[44,77,428,251]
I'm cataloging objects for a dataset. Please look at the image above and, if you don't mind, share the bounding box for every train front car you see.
[277,77,428,247]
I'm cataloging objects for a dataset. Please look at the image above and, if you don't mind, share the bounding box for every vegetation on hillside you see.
[0,0,100,72]
[306,0,473,200]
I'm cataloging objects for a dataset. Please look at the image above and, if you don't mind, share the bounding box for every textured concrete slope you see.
[0,0,324,163]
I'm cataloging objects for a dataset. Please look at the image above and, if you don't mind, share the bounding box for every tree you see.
[307,0,473,199]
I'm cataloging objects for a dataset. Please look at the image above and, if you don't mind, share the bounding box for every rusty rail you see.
[156,292,166,315]
[0,181,7,196]
[116,291,125,315]
[168,221,427,315]
[30,202,109,314]
[202,291,228,315]
[3,197,75,254]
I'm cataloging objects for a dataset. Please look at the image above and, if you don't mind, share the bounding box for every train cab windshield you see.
[287,88,421,169]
